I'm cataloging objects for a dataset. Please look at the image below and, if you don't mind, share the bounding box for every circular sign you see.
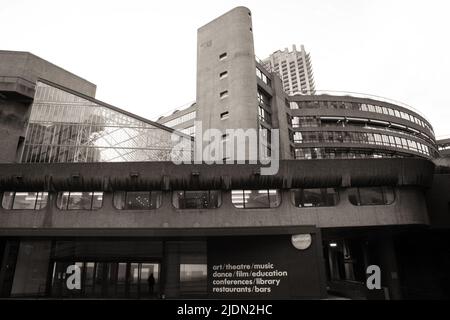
[291,234,312,250]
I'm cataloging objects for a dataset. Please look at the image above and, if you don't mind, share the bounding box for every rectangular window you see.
[12,192,39,210]
[231,189,280,209]
[1,191,48,210]
[220,111,229,120]
[256,67,271,86]
[293,132,303,143]
[291,188,339,207]
[113,191,162,210]
[258,105,272,124]
[348,187,395,206]
[172,190,222,209]
[68,192,94,210]
[219,90,228,99]
[219,71,228,79]
[57,191,103,210]
[180,264,207,295]
[219,52,227,61]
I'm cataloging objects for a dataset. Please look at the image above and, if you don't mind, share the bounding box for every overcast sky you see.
[2,0,449,137]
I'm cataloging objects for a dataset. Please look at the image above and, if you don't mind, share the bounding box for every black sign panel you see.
[207,233,326,299]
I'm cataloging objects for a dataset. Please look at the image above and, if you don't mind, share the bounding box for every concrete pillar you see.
[377,233,402,300]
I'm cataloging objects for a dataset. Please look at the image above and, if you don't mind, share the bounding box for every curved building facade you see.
[287,93,438,160]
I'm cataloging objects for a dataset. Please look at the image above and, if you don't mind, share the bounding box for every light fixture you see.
[329,242,338,248]
[291,234,312,250]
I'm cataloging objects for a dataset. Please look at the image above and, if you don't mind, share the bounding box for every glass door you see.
[50,261,160,299]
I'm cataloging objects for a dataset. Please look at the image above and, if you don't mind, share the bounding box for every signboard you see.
[207,233,326,299]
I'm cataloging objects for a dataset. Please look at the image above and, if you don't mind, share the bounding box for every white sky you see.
[1,0,449,137]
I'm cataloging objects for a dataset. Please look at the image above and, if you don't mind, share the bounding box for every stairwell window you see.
[219,71,228,79]
[220,111,229,120]
[219,52,227,61]
[220,90,229,99]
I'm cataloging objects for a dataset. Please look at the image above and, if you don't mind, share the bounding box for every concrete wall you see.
[0,98,30,163]
[196,7,258,159]
[0,51,96,98]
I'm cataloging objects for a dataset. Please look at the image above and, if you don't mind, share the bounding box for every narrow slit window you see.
[219,71,228,79]
[219,52,227,61]
[220,111,229,120]
[219,90,229,99]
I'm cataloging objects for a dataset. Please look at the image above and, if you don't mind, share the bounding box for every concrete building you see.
[262,45,316,95]
[436,137,450,157]
[156,102,196,137]
[0,7,450,300]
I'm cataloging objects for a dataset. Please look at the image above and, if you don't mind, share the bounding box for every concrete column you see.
[162,241,180,298]
[377,233,402,300]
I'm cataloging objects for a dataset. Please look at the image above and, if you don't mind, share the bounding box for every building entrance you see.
[50,261,160,299]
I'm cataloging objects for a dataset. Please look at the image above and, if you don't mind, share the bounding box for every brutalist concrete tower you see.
[195,7,259,161]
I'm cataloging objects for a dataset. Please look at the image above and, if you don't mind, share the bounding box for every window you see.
[291,188,339,208]
[113,191,162,210]
[219,52,227,61]
[220,111,229,120]
[257,88,271,109]
[219,71,228,79]
[256,67,271,86]
[173,190,222,209]
[221,133,229,141]
[258,105,272,124]
[348,187,395,206]
[231,189,281,208]
[293,132,303,143]
[1,192,48,210]
[219,90,228,99]
[180,264,207,295]
[56,191,103,210]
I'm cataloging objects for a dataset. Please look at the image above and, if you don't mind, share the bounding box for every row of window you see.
[289,100,433,133]
[288,115,434,145]
[0,187,396,211]
[290,130,431,156]
[292,147,406,160]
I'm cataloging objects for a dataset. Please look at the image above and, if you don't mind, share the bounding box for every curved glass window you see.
[291,131,432,156]
[294,99,433,134]
[348,187,395,206]
[291,188,339,208]
[57,192,103,210]
[1,192,48,210]
[113,191,162,210]
[172,190,221,209]
[231,189,281,209]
